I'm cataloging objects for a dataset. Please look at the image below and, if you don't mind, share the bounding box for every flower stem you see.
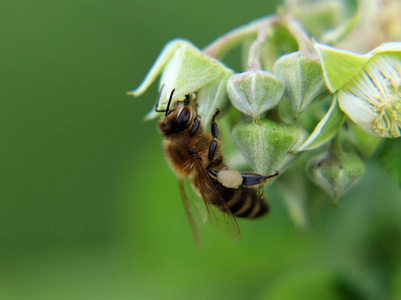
[203,15,278,59]
[280,14,312,52]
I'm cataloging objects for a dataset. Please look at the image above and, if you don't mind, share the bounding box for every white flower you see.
[338,53,401,137]
[315,41,401,138]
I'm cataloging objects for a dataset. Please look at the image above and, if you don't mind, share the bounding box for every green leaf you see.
[295,95,345,151]
[232,120,308,181]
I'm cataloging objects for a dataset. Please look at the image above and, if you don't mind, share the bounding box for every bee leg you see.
[211,109,220,139]
[241,170,280,187]
[190,117,201,137]
[208,109,220,160]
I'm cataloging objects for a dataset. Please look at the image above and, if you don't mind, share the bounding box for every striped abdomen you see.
[203,179,269,218]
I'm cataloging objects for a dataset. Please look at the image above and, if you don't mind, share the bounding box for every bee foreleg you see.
[241,170,280,186]
[190,117,200,137]
[207,109,220,161]
[208,139,219,160]
[211,109,220,139]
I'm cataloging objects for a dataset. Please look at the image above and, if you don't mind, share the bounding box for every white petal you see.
[338,90,377,133]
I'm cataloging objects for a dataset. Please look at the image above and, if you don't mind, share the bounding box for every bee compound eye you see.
[175,108,191,130]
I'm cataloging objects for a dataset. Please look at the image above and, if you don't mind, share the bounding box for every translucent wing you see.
[178,178,207,248]
[192,155,241,242]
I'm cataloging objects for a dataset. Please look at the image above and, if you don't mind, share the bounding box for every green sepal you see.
[232,120,308,184]
[372,42,401,54]
[314,41,372,92]
[306,151,365,199]
[129,39,232,121]
[273,52,330,118]
[130,39,185,97]
[295,94,345,151]
[227,70,284,122]
[196,69,233,128]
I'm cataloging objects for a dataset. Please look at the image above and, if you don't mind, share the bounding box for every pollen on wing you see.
[344,53,401,138]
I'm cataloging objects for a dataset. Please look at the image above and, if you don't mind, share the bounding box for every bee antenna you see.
[165,89,175,116]
[154,85,176,116]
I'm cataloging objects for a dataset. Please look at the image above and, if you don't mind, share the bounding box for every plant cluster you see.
[129,0,401,227]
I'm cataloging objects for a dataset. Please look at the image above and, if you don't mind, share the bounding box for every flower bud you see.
[306,151,365,199]
[232,120,308,185]
[227,69,284,123]
[273,52,330,118]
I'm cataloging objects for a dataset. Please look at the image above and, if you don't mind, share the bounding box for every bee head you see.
[155,88,194,135]
[159,100,193,135]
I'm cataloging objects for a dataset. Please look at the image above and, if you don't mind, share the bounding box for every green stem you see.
[280,14,313,52]
[330,133,343,158]
[247,26,267,70]
[203,15,278,59]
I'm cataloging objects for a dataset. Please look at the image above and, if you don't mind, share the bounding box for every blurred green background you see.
[1,0,401,299]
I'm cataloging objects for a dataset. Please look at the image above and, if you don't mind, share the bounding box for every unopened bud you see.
[227,69,284,122]
[273,52,330,118]
[306,151,365,199]
[232,120,308,185]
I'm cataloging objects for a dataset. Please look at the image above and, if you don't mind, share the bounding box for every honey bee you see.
[155,87,279,246]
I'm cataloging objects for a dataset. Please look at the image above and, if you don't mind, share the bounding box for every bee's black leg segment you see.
[207,109,220,160]
[208,139,218,161]
[190,117,200,137]
[241,170,280,186]
[210,109,220,139]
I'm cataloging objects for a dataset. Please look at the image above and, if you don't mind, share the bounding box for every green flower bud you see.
[306,151,365,199]
[232,120,308,184]
[273,52,330,118]
[227,69,284,123]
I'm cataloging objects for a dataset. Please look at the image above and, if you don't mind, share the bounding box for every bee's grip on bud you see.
[211,109,220,139]
[211,122,219,139]
[241,171,279,186]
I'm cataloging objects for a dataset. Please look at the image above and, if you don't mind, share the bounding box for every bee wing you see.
[192,156,241,242]
[180,178,208,226]
[178,178,206,248]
